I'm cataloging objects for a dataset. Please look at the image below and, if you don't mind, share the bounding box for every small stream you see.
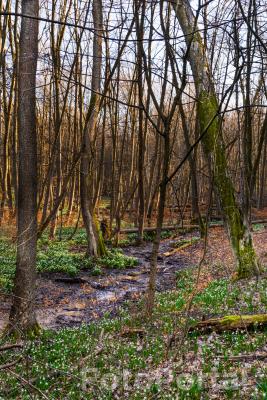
[0,234,197,330]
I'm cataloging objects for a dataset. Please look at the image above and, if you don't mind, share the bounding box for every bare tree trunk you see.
[80,0,106,257]
[258,138,267,209]
[135,0,145,244]
[145,2,179,315]
[9,0,39,334]
[178,101,205,236]
[146,132,170,316]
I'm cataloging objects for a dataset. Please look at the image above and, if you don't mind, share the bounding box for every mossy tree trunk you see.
[172,0,261,278]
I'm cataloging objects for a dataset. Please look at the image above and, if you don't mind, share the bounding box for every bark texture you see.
[9,0,39,334]
[80,0,106,257]
[172,0,261,278]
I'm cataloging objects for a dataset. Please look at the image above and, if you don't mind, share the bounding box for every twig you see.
[218,353,267,361]
[0,356,23,370]
[0,343,23,352]
[8,369,50,400]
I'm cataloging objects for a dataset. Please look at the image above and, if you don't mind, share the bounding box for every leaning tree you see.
[171,0,261,278]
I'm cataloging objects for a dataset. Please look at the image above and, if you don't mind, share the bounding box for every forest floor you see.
[0,223,266,330]
[0,222,267,398]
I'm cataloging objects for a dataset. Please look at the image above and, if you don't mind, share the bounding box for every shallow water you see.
[0,236,193,330]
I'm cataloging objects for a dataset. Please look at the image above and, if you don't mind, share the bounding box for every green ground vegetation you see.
[0,227,137,291]
[1,261,267,399]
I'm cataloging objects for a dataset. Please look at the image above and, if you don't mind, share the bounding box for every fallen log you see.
[163,242,196,257]
[163,238,200,257]
[218,353,267,361]
[119,219,266,234]
[189,314,267,333]
[119,225,198,234]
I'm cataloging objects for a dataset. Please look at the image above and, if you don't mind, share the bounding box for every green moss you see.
[198,90,219,151]
[220,314,267,326]
[237,242,261,279]
[93,214,107,257]
[197,89,260,278]
[97,231,107,256]
[6,322,42,339]
[25,323,43,339]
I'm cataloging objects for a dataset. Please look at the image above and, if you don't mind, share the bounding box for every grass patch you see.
[99,248,138,269]
[0,229,137,291]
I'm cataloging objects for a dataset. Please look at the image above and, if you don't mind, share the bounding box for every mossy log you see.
[190,314,267,333]
[163,241,198,257]
[93,213,107,256]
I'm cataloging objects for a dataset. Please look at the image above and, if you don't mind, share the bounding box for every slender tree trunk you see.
[178,101,205,236]
[80,0,106,257]
[146,132,170,315]
[9,0,39,334]
[258,139,267,209]
[136,6,145,244]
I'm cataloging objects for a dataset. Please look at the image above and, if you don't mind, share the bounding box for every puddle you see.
[95,290,119,302]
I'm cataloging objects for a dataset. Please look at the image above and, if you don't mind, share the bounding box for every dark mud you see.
[1,225,266,331]
[0,234,197,330]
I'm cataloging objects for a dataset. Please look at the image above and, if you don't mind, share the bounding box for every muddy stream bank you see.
[0,235,196,330]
